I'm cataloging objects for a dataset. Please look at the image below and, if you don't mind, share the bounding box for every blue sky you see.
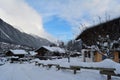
[25,0,74,42]
[0,0,120,42]
[43,16,72,41]
[25,0,120,42]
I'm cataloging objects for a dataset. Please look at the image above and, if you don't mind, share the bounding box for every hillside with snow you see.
[0,18,52,49]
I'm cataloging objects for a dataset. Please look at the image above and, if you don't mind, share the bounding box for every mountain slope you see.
[0,18,52,48]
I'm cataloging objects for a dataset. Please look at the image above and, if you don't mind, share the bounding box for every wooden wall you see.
[94,52,102,62]
[113,51,119,63]
[94,51,120,63]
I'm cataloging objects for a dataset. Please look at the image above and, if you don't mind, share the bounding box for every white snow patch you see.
[29,51,37,56]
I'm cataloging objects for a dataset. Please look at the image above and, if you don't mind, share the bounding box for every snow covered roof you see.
[42,46,65,53]
[10,49,28,55]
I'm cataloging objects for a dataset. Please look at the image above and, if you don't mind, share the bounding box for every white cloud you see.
[0,0,55,42]
[35,0,120,34]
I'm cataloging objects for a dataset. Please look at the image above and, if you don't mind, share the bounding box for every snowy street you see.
[0,63,102,80]
[0,59,120,80]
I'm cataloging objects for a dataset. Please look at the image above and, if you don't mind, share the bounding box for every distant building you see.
[35,46,65,57]
[5,49,28,58]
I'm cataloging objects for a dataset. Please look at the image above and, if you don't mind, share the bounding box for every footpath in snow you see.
[0,58,120,80]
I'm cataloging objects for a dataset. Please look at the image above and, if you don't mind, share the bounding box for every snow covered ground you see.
[33,58,120,74]
[0,58,120,80]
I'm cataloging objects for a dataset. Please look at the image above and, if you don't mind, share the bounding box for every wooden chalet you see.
[5,49,28,58]
[35,46,65,57]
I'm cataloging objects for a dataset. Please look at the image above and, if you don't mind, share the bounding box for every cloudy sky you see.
[0,0,120,42]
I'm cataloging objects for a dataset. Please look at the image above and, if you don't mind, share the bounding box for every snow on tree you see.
[94,35,120,59]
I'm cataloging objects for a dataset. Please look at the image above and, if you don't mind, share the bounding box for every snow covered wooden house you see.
[76,17,120,62]
[5,49,28,58]
[35,46,65,57]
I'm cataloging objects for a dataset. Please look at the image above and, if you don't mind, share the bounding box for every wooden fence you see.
[34,61,120,80]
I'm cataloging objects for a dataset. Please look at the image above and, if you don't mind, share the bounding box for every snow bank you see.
[0,61,2,63]
[71,59,120,74]
[0,57,7,65]
[33,58,120,74]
